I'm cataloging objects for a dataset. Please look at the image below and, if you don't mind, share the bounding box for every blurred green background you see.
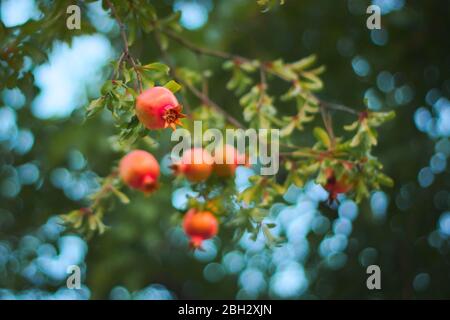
[0,0,449,299]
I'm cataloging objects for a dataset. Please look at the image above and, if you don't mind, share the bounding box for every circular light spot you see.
[352,56,371,77]
[370,29,388,46]
[413,273,430,292]
[418,167,434,188]
[174,1,209,30]
[203,263,225,283]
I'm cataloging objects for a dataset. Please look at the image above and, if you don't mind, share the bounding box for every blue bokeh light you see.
[174,0,212,30]
[32,35,113,119]
[0,0,40,27]
[352,56,371,77]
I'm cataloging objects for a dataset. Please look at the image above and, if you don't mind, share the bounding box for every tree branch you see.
[181,79,245,129]
[105,0,143,92]
[162,28,247,62]
[161,28,360,116]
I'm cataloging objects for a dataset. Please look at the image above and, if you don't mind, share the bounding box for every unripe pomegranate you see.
[172,148,213,182]
[119,150,160,193]
[183,208,218,248]
[136,86,185,130]
[324,168,353,202]
[212,144,247,177]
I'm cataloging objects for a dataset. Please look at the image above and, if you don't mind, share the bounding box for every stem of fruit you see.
[90,171,119,211]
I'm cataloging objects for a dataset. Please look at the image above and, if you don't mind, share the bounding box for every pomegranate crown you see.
[141,174,159,194]
[163,104,186,130]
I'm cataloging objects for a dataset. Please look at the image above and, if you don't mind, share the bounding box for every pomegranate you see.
[172,148,213,182]
[119,150,160,193]
[183,208,218,248]
[136,86,185,130]
[212,144,247,177]
[324,168,353,202]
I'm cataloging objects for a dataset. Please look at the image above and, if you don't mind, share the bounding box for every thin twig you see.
[162,28,247,62]
[181,79,244,129]
[319,100,360,115]
[91,170,118,210]
[153,29,192,115]
[129,55,143,93]
[106,0,143,92]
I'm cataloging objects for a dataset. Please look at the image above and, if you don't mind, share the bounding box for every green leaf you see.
[110,186,130,204]
[164,80,182,93]
[313,127,331,148]
[86,97,105,118]
[270,59,298,81]
[122,68,131,84]
[223,60,235,70]
[290,172,304,187]
[355,179,369,203]
[369,110,396,127]
[301,72,323,91]
[96,218,107,235]
[88,215,97,231]
[240,60,259,72]
[280,120,296,137]
[377,173,394,187]
[239,185,260,205]
[281,82,301,101]
[344,120,359,131]
[141,62,170,74]
[227,68,253,95]
[290,54,317,71]
[101,80,114,95]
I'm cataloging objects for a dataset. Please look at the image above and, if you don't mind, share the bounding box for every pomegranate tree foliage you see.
[3,0,450,300]
[64,4,394,242]
[2,0,394,243]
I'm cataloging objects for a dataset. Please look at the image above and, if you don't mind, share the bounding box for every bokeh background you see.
[1,0,449,299]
